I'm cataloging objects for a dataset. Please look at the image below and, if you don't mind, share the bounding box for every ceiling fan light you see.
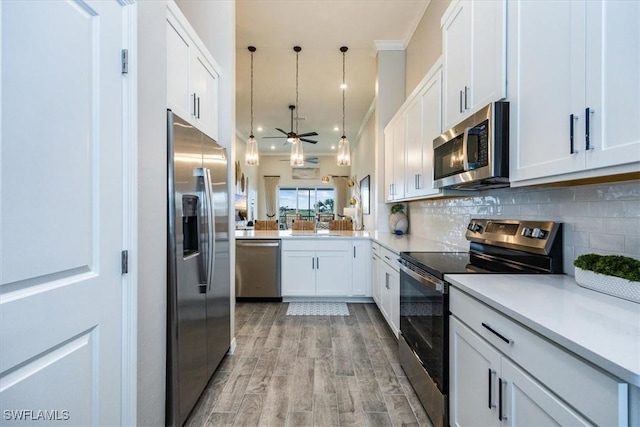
[245,135,259,166]
[290,138,304,167]
[321,175,330,183]
[286,136,295,143]
[337,135,351,167]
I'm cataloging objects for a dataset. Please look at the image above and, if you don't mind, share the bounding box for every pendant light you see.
[337,46,351,167]
[290,46,305,167]
[245,46,259,165]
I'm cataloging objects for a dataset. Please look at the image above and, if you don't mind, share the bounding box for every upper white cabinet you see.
[442,0,506,130]
[384,62,445,202]
[167,2,220,140]
[509,0,640,184]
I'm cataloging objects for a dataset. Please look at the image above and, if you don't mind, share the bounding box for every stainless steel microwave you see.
[433,101,509,190]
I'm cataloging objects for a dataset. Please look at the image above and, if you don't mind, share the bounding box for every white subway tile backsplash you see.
[407,179,640,275]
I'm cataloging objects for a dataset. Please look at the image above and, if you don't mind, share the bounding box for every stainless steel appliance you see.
[167,110,230,427]
[398,219,563,427]
[236,239,282,301]
[433,101,509,190]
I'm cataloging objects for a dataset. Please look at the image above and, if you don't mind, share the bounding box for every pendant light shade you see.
[337,46,351,166]
[290,137,304,167]
[245,46,259,166]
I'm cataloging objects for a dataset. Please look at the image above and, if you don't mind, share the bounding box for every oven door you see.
[398,261,448,394]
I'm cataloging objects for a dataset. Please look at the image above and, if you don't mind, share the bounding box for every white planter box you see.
[575,267,640,304]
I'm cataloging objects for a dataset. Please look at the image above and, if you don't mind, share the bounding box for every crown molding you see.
[374,40,405,51]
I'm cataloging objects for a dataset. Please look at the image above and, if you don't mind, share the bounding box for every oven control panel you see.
[466,219,561,255]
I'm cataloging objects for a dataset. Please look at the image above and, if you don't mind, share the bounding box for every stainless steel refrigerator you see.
[166,110,230,427]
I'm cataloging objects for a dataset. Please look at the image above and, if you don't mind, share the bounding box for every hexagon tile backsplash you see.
[407,179,640,275]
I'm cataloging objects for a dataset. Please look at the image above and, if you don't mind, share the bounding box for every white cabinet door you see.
[166,15,191,121]
[372,254,382,305]
[379,263,392,324]
[387,265,400,337]
[508,0,586,182]
[442,1,471,129]
[584,0,640,170]
[315,251,351,296]
[404,95,423,199]
[392,119,406,200]
[419,69,443,197]
[352,241,372,297]
[281,251,315,296]
[502,359,591,427]
[384,126,395,202]
[450,317,501,427]
[191,47,219,141]
[1,1,129,424]
[470,0,507,112]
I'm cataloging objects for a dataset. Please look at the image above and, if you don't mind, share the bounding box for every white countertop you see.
[445,273,640,387]
[235,229,466,253]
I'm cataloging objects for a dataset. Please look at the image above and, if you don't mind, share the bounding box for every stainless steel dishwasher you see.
[235,239,281,301]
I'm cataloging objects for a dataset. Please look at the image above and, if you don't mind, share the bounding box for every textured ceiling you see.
[236,0,429,156]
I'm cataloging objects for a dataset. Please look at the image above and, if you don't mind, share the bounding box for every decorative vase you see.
[574,267,640,303]
[389,212,408,234]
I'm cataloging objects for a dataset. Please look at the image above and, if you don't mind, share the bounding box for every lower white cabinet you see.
[372,244,400,337]
[450,287,628,427]
[352,240,372,297]
[450,316,590,427]
[281,239,360,297]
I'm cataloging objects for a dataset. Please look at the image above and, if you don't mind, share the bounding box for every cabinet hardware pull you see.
[312,257,315,269]
[464,85,468,110]
[488,369,493,409]
[585,107,592,151]
[498,378,505,420]
[460,90,464,113]
[193,93,197,117]
[354,247,356,258]
[197,96,201,119]
[384,255,391,261]
[481,322,512,344]
[569,114,577,154]
[317,257,319,269]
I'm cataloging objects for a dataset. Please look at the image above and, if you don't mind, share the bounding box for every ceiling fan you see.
[264,105,319,144]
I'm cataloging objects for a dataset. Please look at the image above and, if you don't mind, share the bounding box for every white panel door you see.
[281,251,315,296]
[419,69,442,197]
[351,241,371,297]
[384,126,395,202]
[392,118,406,201]
[585,0,640,170]
[404,97,423,199]
[166,13,191,122]
[449,317,500,427]
[1,1,127,425]
[191,48,219,141]
[315,251,351,296]
[442,1,471,129]
[502,358,591,427]
[509,0,586,182]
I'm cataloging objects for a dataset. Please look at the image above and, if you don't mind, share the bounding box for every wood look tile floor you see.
[185,302,432,427]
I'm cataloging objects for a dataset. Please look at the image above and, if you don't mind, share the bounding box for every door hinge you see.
[121,250,129,274]
[121,49,128,74]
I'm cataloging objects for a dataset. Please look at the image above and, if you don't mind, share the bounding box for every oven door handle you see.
[399,263,446,294]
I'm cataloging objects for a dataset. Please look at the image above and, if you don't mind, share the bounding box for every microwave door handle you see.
[462,127,471,171]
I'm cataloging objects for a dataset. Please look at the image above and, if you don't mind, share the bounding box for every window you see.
[278,187,334,225]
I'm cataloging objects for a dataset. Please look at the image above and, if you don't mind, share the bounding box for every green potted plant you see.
[574,254,640,303]
[389,203,408,235]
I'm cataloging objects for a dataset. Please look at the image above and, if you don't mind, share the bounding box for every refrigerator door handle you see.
[204,168,215,291]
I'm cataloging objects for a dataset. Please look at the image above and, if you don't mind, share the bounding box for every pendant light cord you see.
[250,48,254,136]
[295,48,299,135]
[342,49,346,137]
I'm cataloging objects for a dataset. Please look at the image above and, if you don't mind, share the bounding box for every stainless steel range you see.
[398,218,563,427]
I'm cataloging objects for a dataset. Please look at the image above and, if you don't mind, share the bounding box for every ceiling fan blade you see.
[262,136,287,139]
[275,128,288,135]
[300,138,318,144]
[297,131,318,138]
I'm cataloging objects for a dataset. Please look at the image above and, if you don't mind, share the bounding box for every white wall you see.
[137,2,167,426]
[352,106,376,231]
[255,156,351,219]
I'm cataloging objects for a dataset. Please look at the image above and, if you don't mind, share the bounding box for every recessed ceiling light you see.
[270,145,275,150]
[340,83,347,90]
[257,126,263,132]
[331,145,336,150]
[333,126,339,131]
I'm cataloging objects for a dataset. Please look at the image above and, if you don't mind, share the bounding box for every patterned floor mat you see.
[286,302,350,316]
